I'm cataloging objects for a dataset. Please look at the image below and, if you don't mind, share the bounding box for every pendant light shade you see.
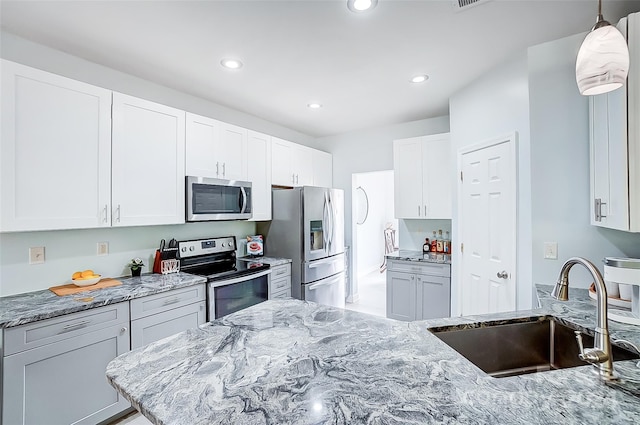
[575,0,629,96]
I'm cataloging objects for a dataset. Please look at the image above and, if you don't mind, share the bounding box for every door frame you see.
[455,132,518,316]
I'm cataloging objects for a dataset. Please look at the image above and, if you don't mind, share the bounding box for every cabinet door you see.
[185,112,221,178]
[272,137,294,186]
[0,60,112,232]
[293,144,314,186]
[423,134,452,219]
[393,137,423,219]
[247,130,272,221]
[386,271,416,321]
[219,122,247,181]
[416,275,451,320]
[131,301,206,349]
[313,150,333,187]
[589,92,629,230]
[3,323,130,425]
[112,93,185,226]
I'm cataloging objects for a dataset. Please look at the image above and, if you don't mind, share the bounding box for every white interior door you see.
[459,134,517,315]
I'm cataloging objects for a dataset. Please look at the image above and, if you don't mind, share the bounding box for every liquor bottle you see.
[436,230,444,253]
[444,231,451,254]
[423,238,430,254]
[430,231,438,252]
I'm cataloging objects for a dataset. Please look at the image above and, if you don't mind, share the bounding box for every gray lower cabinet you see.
[269,263,292,299]
[2,303,130,425]
[386,260,451,321]
[130,284,206,349]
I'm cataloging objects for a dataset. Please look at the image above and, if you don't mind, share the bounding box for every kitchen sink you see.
[429,316,639,378]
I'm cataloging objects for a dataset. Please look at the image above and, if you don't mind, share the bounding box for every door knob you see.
[496,271,508,279]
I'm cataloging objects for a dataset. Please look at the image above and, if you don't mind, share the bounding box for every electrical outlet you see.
[97,242,109,256]
[29,247,45,264]
[543,242,558,260]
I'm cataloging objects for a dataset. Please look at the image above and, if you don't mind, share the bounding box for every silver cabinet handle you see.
[497,271,508,279]
[216,162,220,176]
[162,297,180,306]
[296,174,299,184]
[59,320,90,334]
[292,173,296,184]
[222,162,226,177]
[418,205,421,216]
[424,205,427,216]
[115,204,121,223]
[594,198,607,222]
[103,204,108,223]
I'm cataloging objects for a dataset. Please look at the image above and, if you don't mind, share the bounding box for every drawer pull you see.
[59,320,90,334]
[163,297,180,306]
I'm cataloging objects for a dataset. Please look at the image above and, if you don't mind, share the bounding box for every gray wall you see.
[449,50,533,315]
[317,116,450,300]
[528,33,640,289]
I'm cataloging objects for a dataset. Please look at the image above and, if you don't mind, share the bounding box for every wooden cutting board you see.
[49,278,123,296]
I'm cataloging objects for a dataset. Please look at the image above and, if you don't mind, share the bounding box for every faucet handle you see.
[574,331,609,364]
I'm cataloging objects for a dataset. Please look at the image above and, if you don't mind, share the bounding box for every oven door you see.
[186,176,252,221]
[208,269,270,320]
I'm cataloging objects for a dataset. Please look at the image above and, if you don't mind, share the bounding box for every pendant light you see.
[575,0,629,96]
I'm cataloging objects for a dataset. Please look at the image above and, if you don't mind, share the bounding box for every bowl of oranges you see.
[71,270,101,286]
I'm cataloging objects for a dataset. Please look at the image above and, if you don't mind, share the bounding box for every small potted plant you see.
[128,257,145,277]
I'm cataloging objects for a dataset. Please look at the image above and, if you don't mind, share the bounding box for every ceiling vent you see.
[452,0,491,12]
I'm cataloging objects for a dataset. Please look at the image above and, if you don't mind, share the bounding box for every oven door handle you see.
[209,269,271,287]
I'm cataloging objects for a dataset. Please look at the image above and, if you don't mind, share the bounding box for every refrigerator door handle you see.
[323,192,330,253]
[327,193,334,248]
[307,273,342,291]
[308,255,342,268]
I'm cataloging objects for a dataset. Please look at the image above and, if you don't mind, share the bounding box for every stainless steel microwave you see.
[186,176,252,221]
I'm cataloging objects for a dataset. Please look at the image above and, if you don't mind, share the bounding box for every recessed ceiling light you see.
[307,103,323,109]
[220,58,243,69]
[347,0,378,13]
[410,75,429,83]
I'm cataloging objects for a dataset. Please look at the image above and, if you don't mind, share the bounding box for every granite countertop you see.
[0,272,207,328]
[238,256,292,266]
[106,284,640,425]
[386,249,451,264]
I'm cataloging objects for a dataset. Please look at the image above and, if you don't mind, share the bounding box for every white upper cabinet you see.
[313,150,333,187]
[590,12,640,232]
[185,113,247,181]
[293,144,314,186]
[271,137,295,186]
[0,60,112,232]
[393,133,451,219]
[112,93,185,227]
[247,131,272,221]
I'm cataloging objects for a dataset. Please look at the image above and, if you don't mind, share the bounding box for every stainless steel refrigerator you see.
[259,186,345,308]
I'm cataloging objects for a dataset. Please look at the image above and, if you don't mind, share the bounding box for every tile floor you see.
[344,269,387,318]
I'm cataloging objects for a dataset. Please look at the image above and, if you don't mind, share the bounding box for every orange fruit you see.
[72,271,82,279]
[81,270,94,278]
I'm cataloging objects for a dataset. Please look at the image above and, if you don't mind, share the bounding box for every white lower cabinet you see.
[386,260,451,321]
[269,263,292,299]
[2,304,131,425]
[130,284,206,349]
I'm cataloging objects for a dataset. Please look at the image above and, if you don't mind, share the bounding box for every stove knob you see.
[221,243,225,247]
[189,246,195,252]
[181,247,187,253]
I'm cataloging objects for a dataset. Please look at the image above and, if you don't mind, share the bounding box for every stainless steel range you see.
[177,236,271,321]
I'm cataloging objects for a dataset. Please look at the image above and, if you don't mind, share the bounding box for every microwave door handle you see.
[240,187,247,213]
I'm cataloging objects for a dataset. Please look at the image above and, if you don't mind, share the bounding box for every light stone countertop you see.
[0,272,207,328]
[238,256,292,267]
[386,249,452,264]
[105,284,640,425]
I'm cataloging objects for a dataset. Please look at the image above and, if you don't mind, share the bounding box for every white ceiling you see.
[2,1,639,138]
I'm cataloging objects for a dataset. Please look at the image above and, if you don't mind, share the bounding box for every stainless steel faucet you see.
[552,257,615,380]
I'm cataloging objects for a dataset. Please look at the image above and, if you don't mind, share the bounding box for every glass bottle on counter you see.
[444,231,451,254]
[423,238,430,254]
[436,229,444,253]
[430,231,438,252]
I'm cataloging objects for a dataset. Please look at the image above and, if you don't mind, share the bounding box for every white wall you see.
[318,116,450,300]
[528,33,640,288]
[353,171,397,278]
[449,51,533,315]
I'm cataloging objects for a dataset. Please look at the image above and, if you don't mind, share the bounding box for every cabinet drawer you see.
[4,303,129,356]
[131,301,206,350]
[388,260,450,277]
[270,275,291,293]
[130,284,205,320]
[270,263,291,278]
[270,288,291,299]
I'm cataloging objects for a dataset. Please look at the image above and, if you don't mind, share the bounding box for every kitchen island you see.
[106,286,640,424]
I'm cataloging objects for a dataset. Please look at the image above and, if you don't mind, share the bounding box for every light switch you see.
[544,242,558,260]
[29,247,45,264]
